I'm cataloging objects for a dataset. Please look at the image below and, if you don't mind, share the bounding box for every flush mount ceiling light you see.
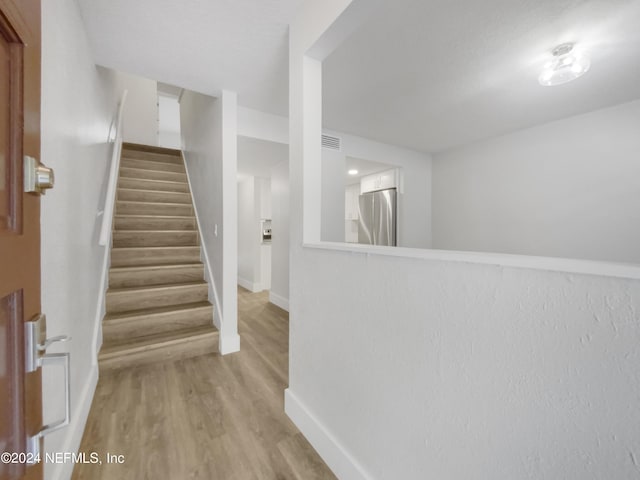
[348,169,359,175]
[538,43,591,86]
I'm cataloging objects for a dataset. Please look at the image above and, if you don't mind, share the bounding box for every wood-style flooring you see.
[72,287,336,480]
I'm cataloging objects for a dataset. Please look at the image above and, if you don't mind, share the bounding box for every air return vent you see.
[321,134,341,151]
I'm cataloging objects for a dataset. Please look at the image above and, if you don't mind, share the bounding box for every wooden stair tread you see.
[117,187,190,195]
[99,326,218,357]
[122,142,181,156]
[116,200,191,207]
[119,167,186,178]
[109,263,202,273]
[112,230,198,248]
[103,301,212,322]
[111,246,200,252]
[114,214,195,219]
[121,158,185,172]
[107,280,207,295]
[119,167,187,181]
[118,177,189,193]
[108,262,204,288]
[112,229,197,234]
[118,177,186,186]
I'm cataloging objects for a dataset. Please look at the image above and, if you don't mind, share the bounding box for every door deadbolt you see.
[24,155,55,194]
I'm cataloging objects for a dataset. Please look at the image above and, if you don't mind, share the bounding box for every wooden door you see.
[0,1,42,479]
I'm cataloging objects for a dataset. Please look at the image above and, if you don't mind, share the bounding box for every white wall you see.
[286,2,640,480]
[270,160,289,311]
[180,89,239,354]
[112,70,158,146]
[158,93,181,148]
[432,99,640,263]
[40,1,121,479]
[322,130,432,248]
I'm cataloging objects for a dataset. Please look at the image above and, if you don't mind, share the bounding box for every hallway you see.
[72,288,336,480]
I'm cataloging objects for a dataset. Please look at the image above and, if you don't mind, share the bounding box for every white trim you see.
[304,241,640,281]
[219,333,241,355]
[183,152,223,331]
[285,389,373,480]
[47,366,98,480]
[91,242,108,365]
[237,276,262,293]
[98,90,127,247]
[269,291,289,312]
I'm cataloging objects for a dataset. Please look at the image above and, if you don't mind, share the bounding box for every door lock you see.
[24,155,55,194]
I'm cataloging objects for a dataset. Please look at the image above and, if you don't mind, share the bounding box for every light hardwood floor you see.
[72,287,336,480]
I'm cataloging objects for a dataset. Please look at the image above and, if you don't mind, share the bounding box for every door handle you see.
[24,315,71,460]
[38,335,70,351]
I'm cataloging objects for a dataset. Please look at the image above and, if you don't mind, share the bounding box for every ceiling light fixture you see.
[348,169,359,175]
[538,43,590,87]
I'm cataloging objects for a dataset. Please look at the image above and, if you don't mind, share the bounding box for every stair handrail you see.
[99,89,128,247]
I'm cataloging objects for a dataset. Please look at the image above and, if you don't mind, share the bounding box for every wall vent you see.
[321,134,341,151]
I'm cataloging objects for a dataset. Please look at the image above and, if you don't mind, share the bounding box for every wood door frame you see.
[0,1,42,479]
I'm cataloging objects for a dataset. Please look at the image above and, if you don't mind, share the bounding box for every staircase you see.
[99,143,219,371]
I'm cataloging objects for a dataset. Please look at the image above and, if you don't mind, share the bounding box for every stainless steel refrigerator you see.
[358,188,397,246]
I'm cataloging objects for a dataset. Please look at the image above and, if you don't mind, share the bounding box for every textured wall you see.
[41,1,121,479]
[287,1,640,479]
[291,247,640,479]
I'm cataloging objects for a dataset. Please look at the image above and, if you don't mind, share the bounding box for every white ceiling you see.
[322,0,640,153]
[77,0,306,116]
[237,136,288,182]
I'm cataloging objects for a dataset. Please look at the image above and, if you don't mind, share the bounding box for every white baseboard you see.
[284,389,373,480]
[47,366,99,480]
[269,291,289,312]
[219,333,241,355]
[237,276,262,293]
